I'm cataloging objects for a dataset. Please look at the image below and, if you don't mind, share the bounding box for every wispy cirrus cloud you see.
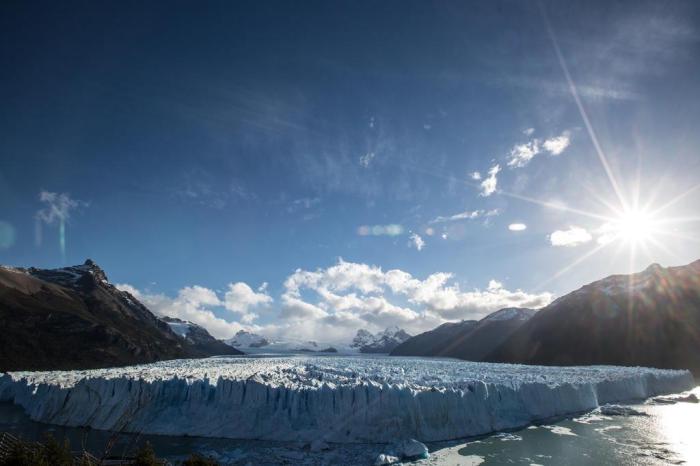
[507,130,572,168]
[359,151,375,168]
[35,191,86,226]
[479,164,501,197]
[430,208,500,224]
[409,233,425,251]
[508,140,541,168]
[35,191,88,259]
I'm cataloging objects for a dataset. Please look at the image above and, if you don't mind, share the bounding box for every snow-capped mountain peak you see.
[226,330,270,349]
[351,327,412,353]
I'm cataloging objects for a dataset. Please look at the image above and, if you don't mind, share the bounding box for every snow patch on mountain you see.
[0,356,692,443]
[483,307,536,322]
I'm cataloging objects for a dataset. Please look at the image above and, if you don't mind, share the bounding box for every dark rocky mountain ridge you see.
[0,259,241,372]
[160,316,241,357]
[390,308,535,360]
[486,260,700,373]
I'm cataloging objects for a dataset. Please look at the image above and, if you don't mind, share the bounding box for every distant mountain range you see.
[394,260,700,374]
[391,308,535,360]
[351,327,412,353]
[226,330,271,349]
[3,258,698,374]
[486,260,700,373]
[225,327,412,354]
[226,331,339,353]
[0,260,241,371]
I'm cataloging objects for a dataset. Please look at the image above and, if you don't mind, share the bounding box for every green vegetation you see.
[0,434,221,466]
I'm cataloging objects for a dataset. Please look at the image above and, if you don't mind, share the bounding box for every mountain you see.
[0,259,241,371]
[390,307,536,360]
[226,330,270,349]
[486,260,700,373]
[161,317,241,356]
[390,320,477,357]
[226,331,344,353]
[351,327,412,353]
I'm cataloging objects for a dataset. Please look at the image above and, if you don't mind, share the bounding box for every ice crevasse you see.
[0,356,694,443]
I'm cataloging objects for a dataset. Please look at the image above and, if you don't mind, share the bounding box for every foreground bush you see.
[0,434,221,466]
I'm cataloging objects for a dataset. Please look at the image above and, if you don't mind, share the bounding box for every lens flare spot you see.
[0,221,15,249]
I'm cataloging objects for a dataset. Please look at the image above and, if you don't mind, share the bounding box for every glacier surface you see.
[0,356,693,443]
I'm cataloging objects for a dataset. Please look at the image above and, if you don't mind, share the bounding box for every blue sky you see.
[1,1,699,341]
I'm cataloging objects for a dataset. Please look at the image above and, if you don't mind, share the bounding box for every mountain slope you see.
[390,308,536,360]
[390,320,477,357]
[0,259,241,371]
[441,308,537,361]
[486,260,700,373]
[161,317,240,356]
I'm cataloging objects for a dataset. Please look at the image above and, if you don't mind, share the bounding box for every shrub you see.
[0,433,72,466]
[131,442,160,466]
[182,453,220,465]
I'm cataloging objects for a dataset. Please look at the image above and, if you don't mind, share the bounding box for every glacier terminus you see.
[0,355,693,444]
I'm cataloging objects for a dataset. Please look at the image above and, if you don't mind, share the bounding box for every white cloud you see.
[35,191,88,248]
[479,164,500,197]
[359,151,375,168]
[543,131,571,156]
[507,140,540,168]
[508,223,527,231]
[523,127,535,136]
[409,233,425,251]
[224,282,273,324]
[116,283,245,339]
[286,197,320,212]
[117,280,271,338]
[274,259,553,341]
[430,208,500,224]
[117,260,554,344]
[35,191,86,225]
[470,171,482,180]
[506,130,571,168]
[549,226,593,247]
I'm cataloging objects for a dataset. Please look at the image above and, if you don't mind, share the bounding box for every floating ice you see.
[542,425,578,436]
[599,404,648,416]
[0,356,693,443]
[650,392,699,405]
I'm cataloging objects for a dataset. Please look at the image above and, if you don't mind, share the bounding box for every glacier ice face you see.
[0,356,693,443]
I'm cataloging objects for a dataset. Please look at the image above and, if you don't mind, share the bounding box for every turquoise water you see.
[1,386,698,465]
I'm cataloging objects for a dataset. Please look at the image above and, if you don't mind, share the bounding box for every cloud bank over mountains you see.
[118,259,552,342]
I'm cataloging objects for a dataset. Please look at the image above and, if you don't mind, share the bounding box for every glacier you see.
[0,356,693,443]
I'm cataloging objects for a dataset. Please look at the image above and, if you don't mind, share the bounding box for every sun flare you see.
[604,209,656,245]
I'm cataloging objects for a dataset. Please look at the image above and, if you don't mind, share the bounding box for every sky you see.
[1,0,699,342]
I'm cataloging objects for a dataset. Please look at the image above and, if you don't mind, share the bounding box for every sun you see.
[595,207,662,249]
[607,209,656,244]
